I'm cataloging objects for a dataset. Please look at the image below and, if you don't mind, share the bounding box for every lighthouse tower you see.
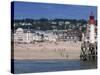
[80,12,97,61]
[88,12,96,44]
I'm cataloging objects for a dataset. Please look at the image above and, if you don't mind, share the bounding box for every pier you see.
[80,42,97,61]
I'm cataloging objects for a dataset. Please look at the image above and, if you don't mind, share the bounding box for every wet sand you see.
[12,41,82,60]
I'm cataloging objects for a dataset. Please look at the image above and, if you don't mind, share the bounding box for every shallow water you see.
[11,60,97,74]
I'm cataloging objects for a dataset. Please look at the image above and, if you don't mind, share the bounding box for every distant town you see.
[11,18,97,43]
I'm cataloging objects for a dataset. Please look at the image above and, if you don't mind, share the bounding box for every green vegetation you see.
[12,18,89,32]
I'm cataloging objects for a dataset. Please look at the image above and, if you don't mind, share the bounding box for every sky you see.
[12,1,97,20]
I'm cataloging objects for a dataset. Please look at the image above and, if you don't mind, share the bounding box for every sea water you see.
[11,59,97,74]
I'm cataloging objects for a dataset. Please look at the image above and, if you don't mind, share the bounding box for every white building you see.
[13,28,33,43]
[13,28,57,43]
[32,33,42,42]
[12,27,82,43]
[43,31,57,42]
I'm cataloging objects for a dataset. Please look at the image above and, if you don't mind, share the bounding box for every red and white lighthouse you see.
[88,12,96,44]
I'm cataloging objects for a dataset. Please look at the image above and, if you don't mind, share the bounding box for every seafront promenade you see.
[12,41,81,60]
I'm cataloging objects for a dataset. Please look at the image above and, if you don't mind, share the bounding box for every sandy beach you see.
[12,41,82,60]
